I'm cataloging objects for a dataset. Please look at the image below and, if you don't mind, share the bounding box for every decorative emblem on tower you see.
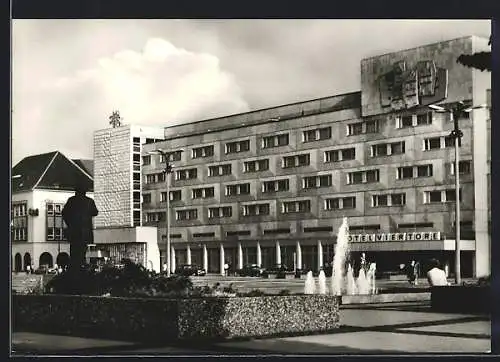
[378,60,448,110]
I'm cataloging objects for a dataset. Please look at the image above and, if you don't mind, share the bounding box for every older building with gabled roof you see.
[11,151,94,272]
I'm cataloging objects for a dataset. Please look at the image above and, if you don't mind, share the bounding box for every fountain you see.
[304,271,316,294]
[318,270,327,295]
[307,217,377,296]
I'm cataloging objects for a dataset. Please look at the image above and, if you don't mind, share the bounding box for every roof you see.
[12,151,94,193]
[72,159,94,177]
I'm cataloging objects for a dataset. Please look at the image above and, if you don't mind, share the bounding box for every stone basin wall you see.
[12,294,340,341]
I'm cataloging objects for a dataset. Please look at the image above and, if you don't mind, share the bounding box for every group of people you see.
[404,259,450,286]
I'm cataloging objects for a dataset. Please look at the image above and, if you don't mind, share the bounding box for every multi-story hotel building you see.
[95,36,491,277]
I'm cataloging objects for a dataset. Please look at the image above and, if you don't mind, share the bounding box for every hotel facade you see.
[94,36,491,277]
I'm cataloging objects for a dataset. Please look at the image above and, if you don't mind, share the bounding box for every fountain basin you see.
[341,292,430,305]
[13,294,341,341]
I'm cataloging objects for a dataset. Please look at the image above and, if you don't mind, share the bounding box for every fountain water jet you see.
[305,217,377,296]
[346,264,357,295]
[331,217,350,296]
[318,270,327,295]
[304,271,316,294]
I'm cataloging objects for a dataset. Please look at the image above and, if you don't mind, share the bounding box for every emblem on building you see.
[378,60,448,110]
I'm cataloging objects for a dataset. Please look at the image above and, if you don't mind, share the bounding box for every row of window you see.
[163,221,462,238]
[164,221,473,239]
[144,141,469,183]
[143,162,471,202]
[142,110,465,165]
[145,188,462,222]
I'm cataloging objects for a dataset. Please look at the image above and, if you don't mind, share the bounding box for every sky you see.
[12,19,490,165]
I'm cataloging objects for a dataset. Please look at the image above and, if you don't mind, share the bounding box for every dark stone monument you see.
[62,182,99,272]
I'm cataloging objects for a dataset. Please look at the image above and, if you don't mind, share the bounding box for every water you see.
[346,264,357,295]
[318,270,327,295]
[306,217,377,296]
[331,217,350,296]
[304,271,316,294]
[356,268,369,295]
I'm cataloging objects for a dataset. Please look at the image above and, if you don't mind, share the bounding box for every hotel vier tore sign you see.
[378,60,448,111]
[348,232,441,243]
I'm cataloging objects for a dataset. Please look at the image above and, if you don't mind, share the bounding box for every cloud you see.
[13,37,249,163]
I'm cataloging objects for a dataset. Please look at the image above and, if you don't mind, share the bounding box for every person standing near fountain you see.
[406,260,420,286]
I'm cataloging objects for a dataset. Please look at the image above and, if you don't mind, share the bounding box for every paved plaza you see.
[12,301,490,355]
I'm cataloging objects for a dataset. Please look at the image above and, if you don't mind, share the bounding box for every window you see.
[325,197,356,210]
[304,226,333,233]
[209,206,232,219]
[349,224,381,232]
[371,141,405,157]
[283,153,310,168]
[365,120,378,133]
[169,190,182,201]
[372,193,406,207]
[12,202,28,241]
[176,209,198,220]
[146,212,166,223]
[264,228,291,235]
[142,155,151,165]
[145,174,156,184]
[347,122,363,136]
[262,133,289,148]
[451,160,472,175]
[424,189,462,204]
[303,127,332,142]
[302,174,332,189]
[192,145,214,159]
[192,187,215,199]
[244,159,269,173]
[226,230,251,237]
[397,166,413,179]
[45,202,66,241]
[142,194,151,204]
[175,168,198,181]
[444,136,455,148]
[193,232,215,238]
[398,222,434,230]
[282,200,311,214]
[226,183,251,196]
[347,169,380,184]
[397,112,433,128]
[401,115,413,127]
[347,120,379,136]
[417,164,433,177]
[417,112,433,125]
[209,164,232,177]
[262,179,289,193]
[160,150,182,162]
[397,165,433,179]
[226,140,250,154]
[391,193,406,206]
[324,148,355,162]
[242,203,270,216]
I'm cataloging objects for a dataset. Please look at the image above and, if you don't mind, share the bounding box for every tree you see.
[456,35,491,72]
[108,110,123,128]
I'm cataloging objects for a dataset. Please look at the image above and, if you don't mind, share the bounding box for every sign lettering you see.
[347,232,441,242]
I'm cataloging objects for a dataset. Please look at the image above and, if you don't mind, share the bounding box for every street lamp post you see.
[148,149,182,277]
[429,101,485,285]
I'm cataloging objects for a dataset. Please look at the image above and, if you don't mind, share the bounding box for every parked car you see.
[174,264,206,276]
[236,264,265,277]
